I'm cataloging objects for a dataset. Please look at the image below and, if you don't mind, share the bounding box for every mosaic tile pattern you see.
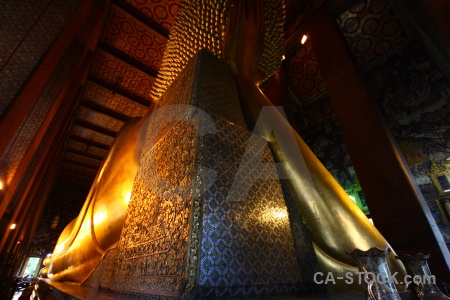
[124,0,182,31]
[336,0,409,69]
[104,5,167,72]
[0,0,82,115]
[1,42,84,186]
[193,115,322,299]
[92,50,156,104]
[77,106,125,133]
[0,0,51,65]
[157,50,246,128]
[83,248,118,289]
[189,53,320,298]
[66,140,109,158]
[285,0,408,104]
[108,52,202,298]
[279,178,325,292]
[283,41,327,103]
[84,81,149,118]
[6,118,52,212]
[151,0,284,101]
[113,120,197,296]
[71,124,115,147]
[85,51,322,299]
[347,248,401,300]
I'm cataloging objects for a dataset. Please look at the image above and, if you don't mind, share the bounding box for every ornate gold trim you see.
[427,161,450,196]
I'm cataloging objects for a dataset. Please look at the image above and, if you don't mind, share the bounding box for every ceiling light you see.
[301,34,308,44]
[10,223,16,230]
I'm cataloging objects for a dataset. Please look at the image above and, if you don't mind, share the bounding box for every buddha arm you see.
[224,0,406,290]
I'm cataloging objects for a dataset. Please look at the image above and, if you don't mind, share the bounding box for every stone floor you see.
[32,279,367,300]
[19,279,436,300]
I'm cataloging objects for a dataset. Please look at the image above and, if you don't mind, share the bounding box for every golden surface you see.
[49,0,407,290]
[222,0,407,291]
[40,267,49,278]
[49,117,147,282]
[150,0,284,101]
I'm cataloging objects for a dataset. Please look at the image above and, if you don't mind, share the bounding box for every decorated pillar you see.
[308,7,450,282]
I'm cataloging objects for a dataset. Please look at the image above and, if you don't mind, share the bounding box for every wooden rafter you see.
[58,170,95,182]
[69,135,111,150]
[74,119,118,137]
[58,171,96,182]
[65,148,105,161]
[80,99,130,122]
[88,76,151,108]
[62,158,100,171]
[112,0,170,39]
[99,44,158,78]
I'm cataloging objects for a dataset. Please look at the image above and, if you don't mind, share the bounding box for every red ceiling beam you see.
[74,119,118,137]
[99,43,158,78]
[112,0,169,39]
[88,76,151,108]
[79,98,131,122]
[68,135,111,151]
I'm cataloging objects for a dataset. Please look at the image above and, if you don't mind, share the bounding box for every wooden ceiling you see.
[58,0,178,189]
[56,0,408,190]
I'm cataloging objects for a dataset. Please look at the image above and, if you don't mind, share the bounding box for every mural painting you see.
[364,41,450,243]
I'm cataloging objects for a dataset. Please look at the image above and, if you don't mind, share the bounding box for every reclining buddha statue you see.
[47,0,407,297]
